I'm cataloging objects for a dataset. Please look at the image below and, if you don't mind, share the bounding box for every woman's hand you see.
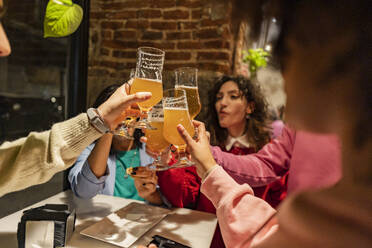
[177,121,217,178]
[97,83,151,130]
[130,167,163,205]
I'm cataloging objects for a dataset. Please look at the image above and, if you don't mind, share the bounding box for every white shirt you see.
[224,133,252,151]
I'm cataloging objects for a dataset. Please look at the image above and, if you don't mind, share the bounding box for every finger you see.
[149,244,158,248]
[177,124,194,146]
[125,83,130,95]
[123,92,152,108]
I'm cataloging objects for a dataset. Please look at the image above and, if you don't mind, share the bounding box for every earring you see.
[246,113,250,119]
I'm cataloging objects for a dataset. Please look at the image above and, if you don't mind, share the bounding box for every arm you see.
[0,114,101,197]
[211,126,295,186]
[0,83,152,197]
[68,143,113,199]
[201,167,278,247]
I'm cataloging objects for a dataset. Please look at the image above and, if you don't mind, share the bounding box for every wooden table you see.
[0,190,217,247]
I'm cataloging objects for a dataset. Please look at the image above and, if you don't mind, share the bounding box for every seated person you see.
[68,84,153,200]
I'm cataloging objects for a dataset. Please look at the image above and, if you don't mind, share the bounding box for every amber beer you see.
[145,121,170,153]
[175,85,201,119]
[130,77,163,112]
[163,108,195,146]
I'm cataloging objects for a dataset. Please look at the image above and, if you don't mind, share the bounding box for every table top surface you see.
[0,190,217,248]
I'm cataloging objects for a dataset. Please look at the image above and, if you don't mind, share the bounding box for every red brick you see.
[105,11,137,20]
[198,62,230,73]
[101,1,150,10]
[90,12,106,19]
[125,20,150,29]
[100,60,127,70]
[101,21,123,29]
[166,31,191,40]
[194,28,220,39]
[138,9,162,19]
[102,40,138,49]
[100,48,110,56]
[89,69,110,76]
[150,0,177,8]
[177,41,202,49]
[141,31,163,40]
[203,40,231,49]
[138,41,176,49]
[192,9,202,19]
[112,50,137,59]
[177,0,203,8]
[197,52,230,60]
[200,18,227,27]
[163,10,189,20]
[102,30,113,40]
[165,52,192,60]
[180,21,199,30]
[114,30,137,40]
[150,21,178,30]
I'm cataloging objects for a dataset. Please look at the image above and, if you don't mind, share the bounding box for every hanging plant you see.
[44,0,83,38]
[242,48,270,78]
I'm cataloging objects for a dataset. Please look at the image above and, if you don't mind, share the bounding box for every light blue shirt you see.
[68,143,153,199]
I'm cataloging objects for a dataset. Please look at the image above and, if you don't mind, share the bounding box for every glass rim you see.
[174,67,198,73]
[138,46,165,56]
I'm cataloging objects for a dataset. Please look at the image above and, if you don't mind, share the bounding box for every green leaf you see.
[44,0,83,38]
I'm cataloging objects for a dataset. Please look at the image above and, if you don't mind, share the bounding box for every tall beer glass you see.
[163,89,195,167]
[145,102,172,171]
[130,47,164,128]
[175,67,201,120]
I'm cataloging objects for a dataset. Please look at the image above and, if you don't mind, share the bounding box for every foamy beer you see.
[175,67,201,120]
[130,47,164,127]
[163,89,195,167]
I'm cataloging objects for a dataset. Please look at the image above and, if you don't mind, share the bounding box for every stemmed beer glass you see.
[163,89,195,168]
[130,47,164,129]
[175,67,201,120]
[144,102,171,171]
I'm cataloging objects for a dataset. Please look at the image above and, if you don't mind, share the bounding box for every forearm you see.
[0,114,101,197]
[201,167,277,247]
[88,133,113,178]
[144,190,164,206]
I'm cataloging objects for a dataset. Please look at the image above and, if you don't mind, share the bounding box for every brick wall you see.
[88,0,242,120]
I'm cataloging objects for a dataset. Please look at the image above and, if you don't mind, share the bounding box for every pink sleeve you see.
[201,167,278,247]
[211,126,295,187]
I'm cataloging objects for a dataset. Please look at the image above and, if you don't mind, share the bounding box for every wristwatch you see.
[87,108,112,134]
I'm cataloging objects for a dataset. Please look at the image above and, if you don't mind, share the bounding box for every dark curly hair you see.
[93,84,143,149]
[208,76,272,151]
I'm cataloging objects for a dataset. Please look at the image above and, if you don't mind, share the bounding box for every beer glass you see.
[175,67,201,120]
[163,89,195,167]
[145,102,171,171]
[130,47,164,129]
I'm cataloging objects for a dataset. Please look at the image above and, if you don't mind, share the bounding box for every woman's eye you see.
[216,95,223,101]
[231,95,240,99]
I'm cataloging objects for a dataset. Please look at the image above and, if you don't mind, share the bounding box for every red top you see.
[157,146,287,248]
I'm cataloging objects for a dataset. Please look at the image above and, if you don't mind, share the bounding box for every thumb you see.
[177,124,194,147]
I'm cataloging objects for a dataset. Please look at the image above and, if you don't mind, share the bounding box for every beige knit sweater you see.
[0,113,102,197]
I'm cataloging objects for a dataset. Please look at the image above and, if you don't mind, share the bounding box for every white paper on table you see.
[80,202,170,248]
[25,220,54,248]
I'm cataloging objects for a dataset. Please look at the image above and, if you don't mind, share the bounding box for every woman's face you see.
[215,81,253,132]
[0,0,11,57]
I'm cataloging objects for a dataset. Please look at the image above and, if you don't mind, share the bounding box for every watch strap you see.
[87,108,111,134]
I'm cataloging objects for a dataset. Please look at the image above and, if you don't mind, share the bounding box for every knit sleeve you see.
[0,113,102,197]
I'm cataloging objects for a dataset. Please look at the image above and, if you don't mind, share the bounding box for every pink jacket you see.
[211,126,342,194]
